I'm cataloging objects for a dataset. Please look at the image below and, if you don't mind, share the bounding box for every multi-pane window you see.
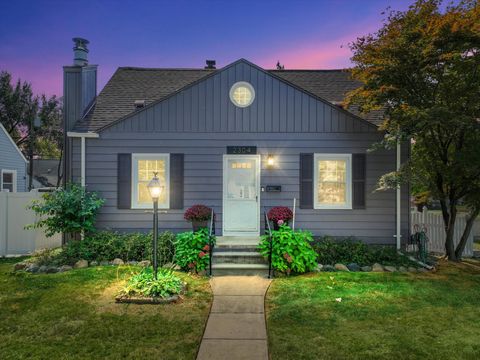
[131,154,169,209]
[314,154,352,209]
[1,170,16,192]
[230,82,255,107]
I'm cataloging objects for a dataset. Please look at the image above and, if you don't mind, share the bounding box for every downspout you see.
[66,132,99,187]
[396,139,401,250]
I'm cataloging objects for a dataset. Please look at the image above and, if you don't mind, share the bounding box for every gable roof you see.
[73,61,384,132]
[0,122,28,163]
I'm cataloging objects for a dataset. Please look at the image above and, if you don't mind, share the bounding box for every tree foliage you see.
[0,70,63,187]
[347,0,480,260]
[27,184,105,237]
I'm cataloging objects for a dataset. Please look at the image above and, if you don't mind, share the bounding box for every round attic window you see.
[230,82,255,108]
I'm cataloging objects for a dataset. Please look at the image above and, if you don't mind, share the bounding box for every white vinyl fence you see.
[0,191,61,256]
[411,208,474,257]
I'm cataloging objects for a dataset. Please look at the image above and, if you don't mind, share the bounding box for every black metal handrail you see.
[264,209,273,279]
[208,208,215,277]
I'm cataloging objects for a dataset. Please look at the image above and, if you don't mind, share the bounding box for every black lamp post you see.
[147,172,164,280]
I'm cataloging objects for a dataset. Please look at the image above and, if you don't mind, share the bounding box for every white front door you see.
[223,155,260,236]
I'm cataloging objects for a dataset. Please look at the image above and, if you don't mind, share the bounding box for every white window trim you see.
[313,154,352,210]
[229,81,255,108]
[1,169,17,193]
[131,154,170,209]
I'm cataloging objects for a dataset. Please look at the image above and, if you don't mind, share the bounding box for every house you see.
[63,38,409,250]
[0,123,28,192]
[31,159,61,189]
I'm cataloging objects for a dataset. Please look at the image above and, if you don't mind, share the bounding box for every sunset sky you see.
[0,0,412,97]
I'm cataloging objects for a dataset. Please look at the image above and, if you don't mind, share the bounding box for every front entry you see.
[223,154,260,236]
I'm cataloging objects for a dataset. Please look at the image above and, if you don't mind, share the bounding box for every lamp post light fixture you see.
[147,172,165,280]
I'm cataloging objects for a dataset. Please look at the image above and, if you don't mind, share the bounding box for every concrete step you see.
[215,236,262,250]
[211,263,270,277]
[212,251,267,265]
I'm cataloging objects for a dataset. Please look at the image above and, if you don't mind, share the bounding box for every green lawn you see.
[266,260,480,360]
[0,258,212,360]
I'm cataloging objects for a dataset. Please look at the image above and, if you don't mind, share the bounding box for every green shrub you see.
[174,228,215,273]
[121,268,183,298]
[59,231,175,265]
[258,225,318,274]
[27,183,105,237]
[312,236,418,267]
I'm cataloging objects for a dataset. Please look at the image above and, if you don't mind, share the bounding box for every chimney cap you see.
[73,38,90,48]
[72,37,89,66]
[205,60,216,69]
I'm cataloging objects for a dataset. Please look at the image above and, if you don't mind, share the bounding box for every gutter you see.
[66,132,99,187]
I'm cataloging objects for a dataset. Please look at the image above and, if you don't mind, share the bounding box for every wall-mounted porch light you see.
[266,154,275,169]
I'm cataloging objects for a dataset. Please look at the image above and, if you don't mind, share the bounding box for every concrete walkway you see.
[196,276,272,360]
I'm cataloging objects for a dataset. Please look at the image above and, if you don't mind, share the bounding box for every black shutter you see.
[299,153,314,209]
[117,154,132,209]
[352,153,366,209]
[170,154,184,209]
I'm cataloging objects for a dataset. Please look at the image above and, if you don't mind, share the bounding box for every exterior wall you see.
[0,127,27,192]
[72,61,410,245]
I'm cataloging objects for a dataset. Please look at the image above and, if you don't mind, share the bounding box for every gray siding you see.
[72,61,409,245]
[0,127,27,192]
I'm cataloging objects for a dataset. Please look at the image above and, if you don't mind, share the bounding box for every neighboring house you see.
[0,123,28,192]
[64,38,409,247]
[31,159,60,189]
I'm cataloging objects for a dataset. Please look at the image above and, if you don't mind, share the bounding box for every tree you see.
[0,71,63,188]
[346,0,480,261]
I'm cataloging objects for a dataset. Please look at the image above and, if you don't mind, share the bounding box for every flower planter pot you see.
[192,220,208,232]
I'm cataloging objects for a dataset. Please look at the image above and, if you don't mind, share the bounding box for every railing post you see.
[264,210,273,279]
[208,208,214,277]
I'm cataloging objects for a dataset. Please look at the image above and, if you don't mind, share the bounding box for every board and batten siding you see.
[0,126,27,192]
[71,60,409,245]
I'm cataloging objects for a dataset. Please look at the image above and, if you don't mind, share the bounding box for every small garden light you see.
[147,172,164,280]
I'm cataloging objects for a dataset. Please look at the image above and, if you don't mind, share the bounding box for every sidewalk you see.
[196,276,271,360]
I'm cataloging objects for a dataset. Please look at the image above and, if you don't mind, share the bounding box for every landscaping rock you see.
[14,262,27,271]
[384,265,397,272]
[138,260,151,267]
[334,263,350,272]
[316,264,324,272]
[128,261,138,265]
[112,258,124,265]
[372,263,384,272]
[100,261,110,266]
[347,263,361,272]
[74,259,89,269]
[162,262,174,268]
[407,266,418,273]
[46,267,59,274]
[90,261,99,267]
[361,266,372,272]
[173,264,181,270]
[59,265,73,272]
[398,266,407,272]
[38,265,48,273]
[417,267,428,273]
[26,264,39,273]
[322,265,336,272]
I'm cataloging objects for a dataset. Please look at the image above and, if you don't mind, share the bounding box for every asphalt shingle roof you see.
[73,66,384,132]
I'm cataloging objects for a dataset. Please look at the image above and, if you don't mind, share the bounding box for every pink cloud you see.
[256,25,377,70]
